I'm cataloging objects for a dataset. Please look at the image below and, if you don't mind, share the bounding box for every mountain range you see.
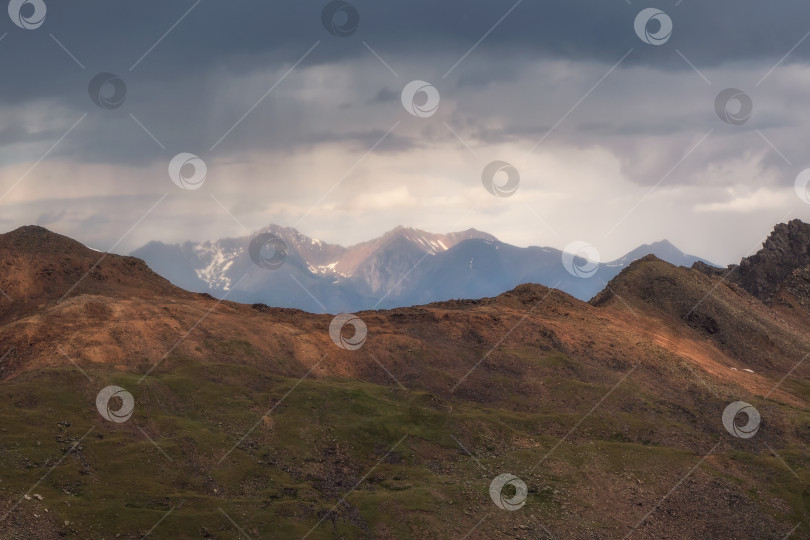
[131,226,712,313]
[0,221,807,538]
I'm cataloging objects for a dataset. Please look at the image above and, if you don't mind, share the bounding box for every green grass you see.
[203,338,260,358]
[0,362,807,538]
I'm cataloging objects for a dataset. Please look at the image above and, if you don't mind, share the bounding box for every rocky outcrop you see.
[694,219,810,303]
[737,220,810,300]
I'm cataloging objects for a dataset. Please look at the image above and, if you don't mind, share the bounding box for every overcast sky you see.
[2,0,810,265]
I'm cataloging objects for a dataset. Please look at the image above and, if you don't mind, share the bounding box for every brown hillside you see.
[0,227,807,539]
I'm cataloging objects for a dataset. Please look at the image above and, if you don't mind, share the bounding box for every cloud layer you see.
[2,0,810,265]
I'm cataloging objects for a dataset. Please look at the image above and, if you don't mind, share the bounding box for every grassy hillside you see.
[0,351,806,538]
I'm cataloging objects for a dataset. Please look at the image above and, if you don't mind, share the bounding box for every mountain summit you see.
[692,219,810,317]
[0,225,178,323]
[132,226,710,313]
[733,219,810,300]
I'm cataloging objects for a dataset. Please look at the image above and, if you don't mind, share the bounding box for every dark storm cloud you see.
[0,123,58,146]
[272,128,420,153]
[4,0,810,101]
[367,87,399,105]
[2,0,809,171]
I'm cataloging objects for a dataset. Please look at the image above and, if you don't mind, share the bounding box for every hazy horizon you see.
[1,218,745,267]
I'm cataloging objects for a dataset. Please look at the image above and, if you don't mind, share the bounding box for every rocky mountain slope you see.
[695,219,810,304]
[0,225,806,539]
[132,226,711,313]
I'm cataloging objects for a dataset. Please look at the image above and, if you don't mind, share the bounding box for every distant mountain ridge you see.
[131,225,713,313]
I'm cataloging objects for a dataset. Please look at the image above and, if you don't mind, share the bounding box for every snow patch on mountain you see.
[193,243,237,291]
